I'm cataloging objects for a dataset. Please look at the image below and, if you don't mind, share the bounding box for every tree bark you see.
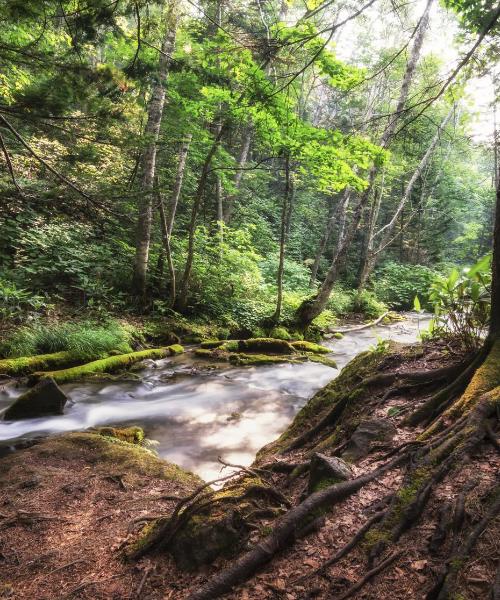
[167,134,192,236]
[157,177,176,306]
[176,124,226,311]
[489,142,500,341]
[295,0,433,328]
[224,130,252,223]
[132,5,177,297]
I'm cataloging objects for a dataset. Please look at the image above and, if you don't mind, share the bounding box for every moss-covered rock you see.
[4,377,67,420]
[307,453,352,494]
[229,353,307,366]
[237,338,296,354]
[131,475,286,570]
[291,341,330,354]
[31,345,184,384]
[333,332,344,339]
[94,426,145,444]
[308,355,338,369]
[200,340,226,349]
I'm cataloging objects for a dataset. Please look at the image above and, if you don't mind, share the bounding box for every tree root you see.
[427,484,500,600]
[332,551,401,600]
[185,453,409,600]
[294,509,387,584]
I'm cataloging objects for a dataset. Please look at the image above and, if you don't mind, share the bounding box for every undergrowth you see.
[0,320,133,359]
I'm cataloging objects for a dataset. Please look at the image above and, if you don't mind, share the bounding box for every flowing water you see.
[0,312,431,481]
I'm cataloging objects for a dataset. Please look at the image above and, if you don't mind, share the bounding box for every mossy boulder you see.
[237,338,296,354]
[200,340,226,349]
[307,453,353,494]
[308,355,338,369]
[229,353,307,366]
[4,377,67,421]
[291,341,330,354]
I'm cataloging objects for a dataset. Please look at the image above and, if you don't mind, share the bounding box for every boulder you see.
[308,453,353,493]
[4,377,68,420]
[342,419,397,461]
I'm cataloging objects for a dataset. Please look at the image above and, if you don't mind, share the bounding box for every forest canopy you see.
[0,0,497,333]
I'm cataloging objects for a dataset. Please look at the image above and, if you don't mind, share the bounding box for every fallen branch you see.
[328,311,389,334]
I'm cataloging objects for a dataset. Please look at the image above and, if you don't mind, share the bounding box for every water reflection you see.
[0,312,431,480]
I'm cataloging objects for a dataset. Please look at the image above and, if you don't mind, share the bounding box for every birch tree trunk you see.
[295,0,433,328]
[132,5,177,297]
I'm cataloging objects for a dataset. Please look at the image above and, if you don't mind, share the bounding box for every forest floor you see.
[0,340,498,600]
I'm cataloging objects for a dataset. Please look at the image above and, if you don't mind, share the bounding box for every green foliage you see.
[0,320,132,359]
[0,278,50,320]
[426,255,491,349]
[372,262,440,310]
[350,290,387,319]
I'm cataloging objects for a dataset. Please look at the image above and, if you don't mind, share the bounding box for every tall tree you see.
[132,2,178,297]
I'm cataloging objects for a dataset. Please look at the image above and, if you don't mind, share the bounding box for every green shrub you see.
[424,255,491,350]
[372,262,439,310]
[0,278,50,320]
[326,284,355,316]
[0,320,132,359]
[349,290,387,318]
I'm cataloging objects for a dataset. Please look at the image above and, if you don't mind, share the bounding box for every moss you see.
[194,348,230,361]
[237,338,296,354]
[332,332,344,340]
[0,351,85,376]
[168,344,184,355]
[221,340,239,352]
[200,340,225,349]
[449,339,500,417]
[229,353,307,366]
[31,345,183,384]
[270,327,292,341]
[291,341,330,354]
[95,426,145,444]
[308,355,338,369]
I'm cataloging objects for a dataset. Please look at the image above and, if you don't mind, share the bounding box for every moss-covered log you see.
[290,341,330,354]
[30,345,184,384]
[0,351,84,377]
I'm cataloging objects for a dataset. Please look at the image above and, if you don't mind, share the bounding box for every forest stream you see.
[0,312,431,481]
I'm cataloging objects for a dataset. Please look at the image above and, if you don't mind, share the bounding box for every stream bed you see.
[0,312,431,481]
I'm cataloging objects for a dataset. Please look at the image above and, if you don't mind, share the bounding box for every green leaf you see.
[413,295,421,312]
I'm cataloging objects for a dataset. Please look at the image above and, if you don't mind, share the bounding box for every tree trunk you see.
[176,124,226,311]
[358,105,454,290]
[167,134,192,236]
[309,189,351,288]
[295,0,433,328]
[132,6,177,297]
[224,130,252,223]
[489,146,500,341]
[157,178,176,306]
[271,155,293,323]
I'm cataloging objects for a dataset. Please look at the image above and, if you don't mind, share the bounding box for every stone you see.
[308,453,353,493]
[4,377,68,421]
[342,419,397,461]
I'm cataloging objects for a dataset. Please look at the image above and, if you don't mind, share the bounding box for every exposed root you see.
[427,484,500,600]
[185,453,409,600]
[294,509,387,583]
[333,551,401,600]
